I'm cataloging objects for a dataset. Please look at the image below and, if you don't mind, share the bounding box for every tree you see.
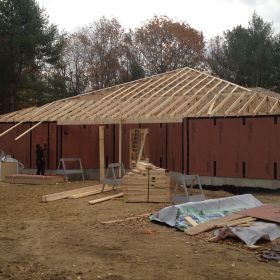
[0,0,64,113]
[133,16,205,75]
[86,17,127,89]
[208,13,278,90]
[63,31,90,96]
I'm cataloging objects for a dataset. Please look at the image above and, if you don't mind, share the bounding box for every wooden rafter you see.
[0,67,279,126]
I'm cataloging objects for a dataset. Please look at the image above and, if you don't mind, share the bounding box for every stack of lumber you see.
[122,161,170,203]
[5,174,64,185]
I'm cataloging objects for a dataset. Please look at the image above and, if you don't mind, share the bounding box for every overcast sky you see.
[37,0,280,39]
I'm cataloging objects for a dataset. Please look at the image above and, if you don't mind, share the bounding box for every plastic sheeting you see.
[215,222,280,245]
[151,194,262,231]
[151,194,280,244]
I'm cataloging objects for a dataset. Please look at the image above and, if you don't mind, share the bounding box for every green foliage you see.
[208,12,280,92]
[0,0,64,113]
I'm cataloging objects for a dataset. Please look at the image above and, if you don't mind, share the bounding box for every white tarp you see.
[151,194,280,244]
[152,194,262,229]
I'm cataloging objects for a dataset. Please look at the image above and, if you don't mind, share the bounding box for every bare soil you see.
[0,180,279,280]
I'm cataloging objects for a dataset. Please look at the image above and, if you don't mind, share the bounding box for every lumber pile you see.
[122,161,170,203]
[5,174,64,185]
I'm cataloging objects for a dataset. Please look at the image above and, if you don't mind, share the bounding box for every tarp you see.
[151,194,262,230]
[150,194,280,245]
[215,222,280,245]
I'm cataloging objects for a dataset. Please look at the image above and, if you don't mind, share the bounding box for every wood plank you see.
[69,186,112,199]
[6,174,64,185]
[88,192,123,205]
[184,213,247,235]
[42,184,103,202]
[238,204,280,224]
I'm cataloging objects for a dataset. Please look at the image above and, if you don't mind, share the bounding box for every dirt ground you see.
[0,180,279,280]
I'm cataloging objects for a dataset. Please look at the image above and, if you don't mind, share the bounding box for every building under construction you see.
[0,67,279,188]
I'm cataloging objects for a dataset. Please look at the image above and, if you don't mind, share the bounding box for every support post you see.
[99,126,105,181]
[119,120,122,164]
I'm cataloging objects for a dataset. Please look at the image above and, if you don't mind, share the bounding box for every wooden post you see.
[99,126,105,181]
[119,121,122,164]
[118,121,122,177]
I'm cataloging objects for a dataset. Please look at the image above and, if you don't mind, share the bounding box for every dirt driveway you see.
[0,180,279,280]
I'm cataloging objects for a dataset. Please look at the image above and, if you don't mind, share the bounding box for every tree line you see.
[0,0,280,114]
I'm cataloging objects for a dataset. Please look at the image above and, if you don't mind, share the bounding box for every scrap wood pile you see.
[122,161,170,203]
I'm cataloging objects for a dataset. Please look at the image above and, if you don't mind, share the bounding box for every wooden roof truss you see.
[1,67,280,128]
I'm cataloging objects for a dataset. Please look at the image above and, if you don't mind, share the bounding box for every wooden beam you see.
[180,80,223,117]
[0,121,23,137]
[185,213,247,235]
[69,185,112,199]
[196,83,231,116]
[119,120,122,164]
[253,96,268,115]
[121,68,187,119]
[136,73,192,117]
[88,192,123,205]
[269,99,280,114]
[209,93,233,116]
[89,84,140,119]
[237,92,258,116]
[169,78,218,117]
[99,126,105,181]
[42,185,104,202]
[14,121,43,141]
[224,94,244,116]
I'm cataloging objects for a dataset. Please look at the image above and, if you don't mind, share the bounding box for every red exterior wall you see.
[142,123,167,169]
[188,117,280,180]
[61,125,99,169]
[0,123,31,168]
[0,117,279,181]
[166,123,182,172]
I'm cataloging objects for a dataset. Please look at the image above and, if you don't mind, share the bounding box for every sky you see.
[37,0,280,39]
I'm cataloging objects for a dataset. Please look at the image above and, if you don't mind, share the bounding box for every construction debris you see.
[151,194,280,245]
[100,213,151,225]
[261,245,280,261]
[122,161,170,203]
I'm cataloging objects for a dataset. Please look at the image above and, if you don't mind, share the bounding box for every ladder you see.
[130,128,149,168]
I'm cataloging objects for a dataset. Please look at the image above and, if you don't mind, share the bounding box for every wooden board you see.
[42,184,103,202]
[238,204,280,224]
[88,192,123,205]
[5,174,64,185]
[184,213,247,236]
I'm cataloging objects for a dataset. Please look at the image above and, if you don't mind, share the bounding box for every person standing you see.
[35,144,47,175]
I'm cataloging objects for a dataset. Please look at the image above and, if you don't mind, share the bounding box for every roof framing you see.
[1,67,280,126]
